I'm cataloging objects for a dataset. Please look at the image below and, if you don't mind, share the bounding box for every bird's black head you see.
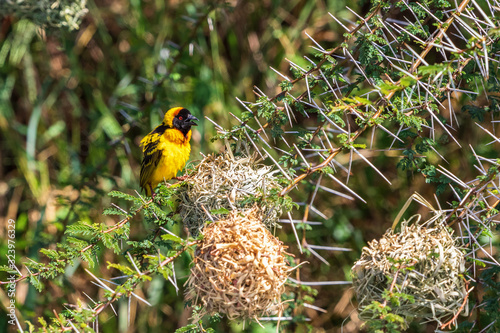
[172,108,198,136]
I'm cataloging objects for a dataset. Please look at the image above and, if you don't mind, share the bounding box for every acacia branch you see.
[269,3,382,103]
[0,197,154,285]
[92,240,199,317]
[279,0,474,196]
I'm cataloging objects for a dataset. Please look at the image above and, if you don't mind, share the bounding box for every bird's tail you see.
[141,184,152,197]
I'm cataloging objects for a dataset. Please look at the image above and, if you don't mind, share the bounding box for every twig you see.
[0,197,154,285]
[440,280,472,330]
[92,240,199,317]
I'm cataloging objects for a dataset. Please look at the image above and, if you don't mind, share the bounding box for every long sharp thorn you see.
[270,66,291,81]
[309,205,328,219]
[327,174,366,202]
[294,144,310,168]
[352,147,392,185]
[287,277,351,286]
[308,244,352,251]
[328,12,350,32]
[287,212,302,254]
[307,246,330,266]
[304,31,325,51]
[469,144,486,174]
[305,74,312,102]
[471,0,496,26]
[475,122,500,145]
[425,106,462,148]
[437,165,470,188]
[318,184,354,201]
[346,149,353,184]
[128,253,142,275]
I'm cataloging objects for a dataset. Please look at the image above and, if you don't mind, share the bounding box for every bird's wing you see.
[140,139,162,189]
[139,123,173,192]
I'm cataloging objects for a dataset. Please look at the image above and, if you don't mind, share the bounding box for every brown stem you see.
[440,280,471,330]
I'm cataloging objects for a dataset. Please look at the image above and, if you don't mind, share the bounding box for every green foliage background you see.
[0,0,499,332]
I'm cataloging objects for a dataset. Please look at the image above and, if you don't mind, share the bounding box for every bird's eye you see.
[178,116,183,121]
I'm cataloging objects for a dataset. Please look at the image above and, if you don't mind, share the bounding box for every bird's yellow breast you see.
[146,129,192,187]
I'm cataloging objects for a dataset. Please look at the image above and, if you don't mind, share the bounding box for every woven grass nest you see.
[185,207,291,321]
[178,152,283,236]
[352,213,467,325]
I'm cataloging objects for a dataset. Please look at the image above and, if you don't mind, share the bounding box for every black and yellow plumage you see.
[140,107,198,196]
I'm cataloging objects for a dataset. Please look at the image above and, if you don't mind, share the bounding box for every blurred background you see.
[0,0,497,332]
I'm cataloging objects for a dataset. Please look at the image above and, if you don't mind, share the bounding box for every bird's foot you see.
[149,184,156,200]
[174,175,189,181]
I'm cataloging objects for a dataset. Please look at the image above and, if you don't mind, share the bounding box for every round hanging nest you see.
[185,207,291,321]
[352,214,468,325]
[177,152,284,236]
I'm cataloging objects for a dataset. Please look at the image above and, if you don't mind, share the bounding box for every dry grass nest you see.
[185,207,291,321]
[178,152,283,236]
[352,216,467,325]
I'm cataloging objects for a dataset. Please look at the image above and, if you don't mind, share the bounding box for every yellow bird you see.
[140,107,198,197]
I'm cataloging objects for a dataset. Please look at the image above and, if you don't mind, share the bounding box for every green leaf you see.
[103,207,129,216]
[462,105,486,121]
[400,76,417,87]
[30,275,44,292]
[279,80,293,92]
[66,236,90,251]
[209,207,230,215]
[102,233,121,254]
[344,96,373,105]
[107,262,135,275]
[108,191,140,203]
[80,249,96,268]
[379,81,402,94]
[161,234,183,244]
[39,248,59,259]
[66,221,99,237]
[175,324,198,333]
[417,64,447,76]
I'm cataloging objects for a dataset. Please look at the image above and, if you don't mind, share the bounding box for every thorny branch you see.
[278,0,486,196]
[0,197,154,285]
[92,240,199,317]
[49,240,199,331]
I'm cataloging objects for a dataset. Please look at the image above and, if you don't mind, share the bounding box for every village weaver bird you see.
[140,107,198,197]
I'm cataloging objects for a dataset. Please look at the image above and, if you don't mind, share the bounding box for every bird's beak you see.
[187,114,199,126]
